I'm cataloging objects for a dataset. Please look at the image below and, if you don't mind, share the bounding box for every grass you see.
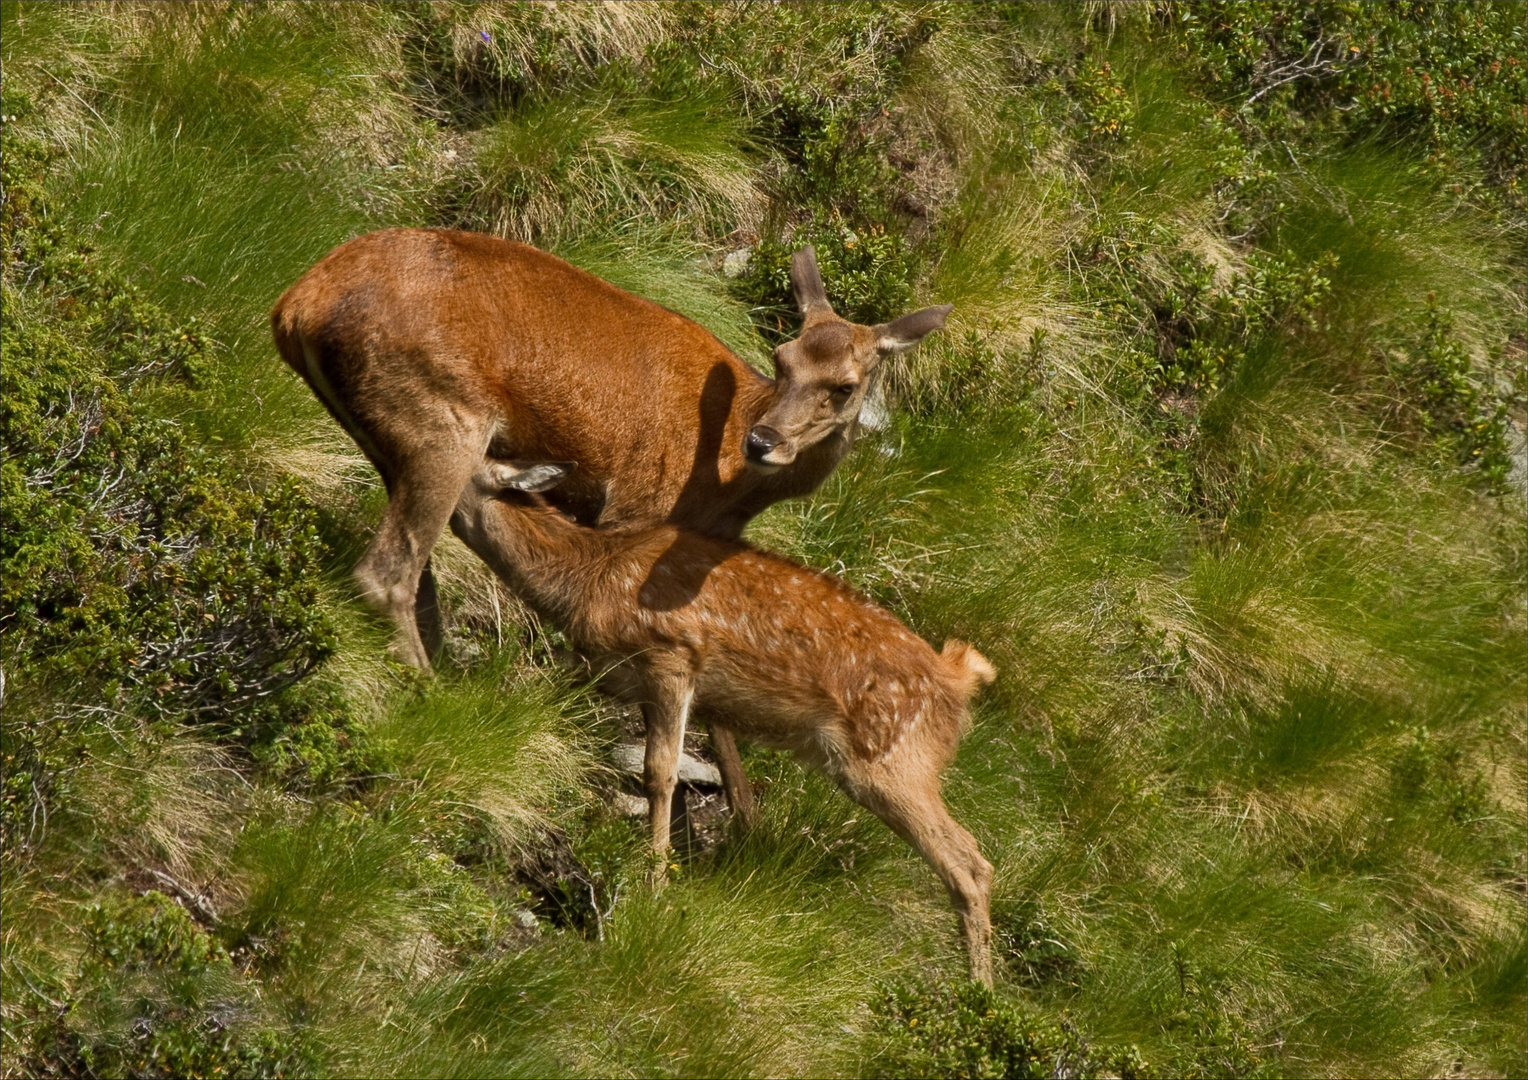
[2,2,1523,1078]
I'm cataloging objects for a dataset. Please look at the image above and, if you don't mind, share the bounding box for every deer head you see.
[743,247,952,471]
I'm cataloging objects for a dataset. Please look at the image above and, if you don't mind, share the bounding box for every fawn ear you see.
[482,461,576,493]
[875,303,953,353]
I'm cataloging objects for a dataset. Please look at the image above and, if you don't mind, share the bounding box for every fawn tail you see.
[940,639,997,703]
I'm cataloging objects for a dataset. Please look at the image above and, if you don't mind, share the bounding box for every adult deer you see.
[271,228,951,818]
[455,459,997,983]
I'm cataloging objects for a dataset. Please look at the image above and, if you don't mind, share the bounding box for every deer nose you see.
[745,425,784,462]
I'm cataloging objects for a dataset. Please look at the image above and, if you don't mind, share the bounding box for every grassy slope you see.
[2,3,1524,1077]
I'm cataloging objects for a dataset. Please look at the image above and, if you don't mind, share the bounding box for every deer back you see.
[274,229,950,539]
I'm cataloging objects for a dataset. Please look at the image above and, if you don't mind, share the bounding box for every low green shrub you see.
[1152,943,1274,1080]
[870,979,1151,1079]
[1077,60,1134,144]
[1172,1,1528,211]
[13,891,312,1080]
[0,115,365,847]
[1385,297,1523,490]
[738,215,917,333]
[1077,212,1338,399]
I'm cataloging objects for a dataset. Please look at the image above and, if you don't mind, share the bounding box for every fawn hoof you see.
[646,851,676,891]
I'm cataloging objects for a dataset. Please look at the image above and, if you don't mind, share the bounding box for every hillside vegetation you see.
[2,3,1524,1077]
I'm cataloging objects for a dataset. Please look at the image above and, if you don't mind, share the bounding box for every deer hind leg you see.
[708,722,756,828]
[354,431,487,670]
[850,775,994,985]
[639,669,694,885]
[415,560,444,661]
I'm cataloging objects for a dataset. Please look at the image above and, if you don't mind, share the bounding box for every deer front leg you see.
[640,670,694,885]
[354,430,489,670]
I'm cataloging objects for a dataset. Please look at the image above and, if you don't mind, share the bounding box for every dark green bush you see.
[1077,60,1134,143]
[14,892,312,1080]
[1077,211,1337,398]
[1152,944,1274,1080]
[1386,297,1522,489]
[1171,1,1528,210]
[0,116,362,845]
[709,3,937,330]
[738,216,917,335]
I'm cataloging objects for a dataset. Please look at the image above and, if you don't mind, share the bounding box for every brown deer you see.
[453,459,997,984]
[271,228,950,821]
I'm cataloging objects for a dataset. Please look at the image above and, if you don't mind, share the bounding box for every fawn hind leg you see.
[354,430,488,670]
[850,775,994,985]
[708,723,756,827]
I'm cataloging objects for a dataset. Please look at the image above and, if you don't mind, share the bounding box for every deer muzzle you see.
[743,424,795,470]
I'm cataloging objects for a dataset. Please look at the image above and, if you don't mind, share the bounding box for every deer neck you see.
[657,365,860,539]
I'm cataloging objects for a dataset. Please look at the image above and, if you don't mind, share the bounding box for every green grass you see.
[2,2,1523,1078]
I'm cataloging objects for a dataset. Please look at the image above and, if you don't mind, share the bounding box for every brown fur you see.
[452,463,997,984]
[270,228,950,670]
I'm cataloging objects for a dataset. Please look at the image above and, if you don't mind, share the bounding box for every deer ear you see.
[875,303,953,352]
[790,246,833,316]
[482,460,576,493]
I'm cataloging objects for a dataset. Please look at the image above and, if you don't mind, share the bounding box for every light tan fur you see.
[453,462,997,984]
[271,229,950,823]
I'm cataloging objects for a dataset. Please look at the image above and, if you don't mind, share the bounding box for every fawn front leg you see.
[641,671,694,884]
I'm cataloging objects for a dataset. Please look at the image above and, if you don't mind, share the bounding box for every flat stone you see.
[610,743,722,787]
[609,791,648,818]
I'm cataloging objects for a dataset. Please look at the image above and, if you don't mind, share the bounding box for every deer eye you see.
[832,383,858,398]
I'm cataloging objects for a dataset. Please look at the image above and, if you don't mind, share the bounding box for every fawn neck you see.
[461,496,617,625]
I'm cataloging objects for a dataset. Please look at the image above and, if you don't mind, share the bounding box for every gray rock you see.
[609,791,649,818]
[721,248,752,278]
[610,743,722,787]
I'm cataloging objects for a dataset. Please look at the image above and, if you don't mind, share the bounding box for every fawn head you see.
[472,460,576,500]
